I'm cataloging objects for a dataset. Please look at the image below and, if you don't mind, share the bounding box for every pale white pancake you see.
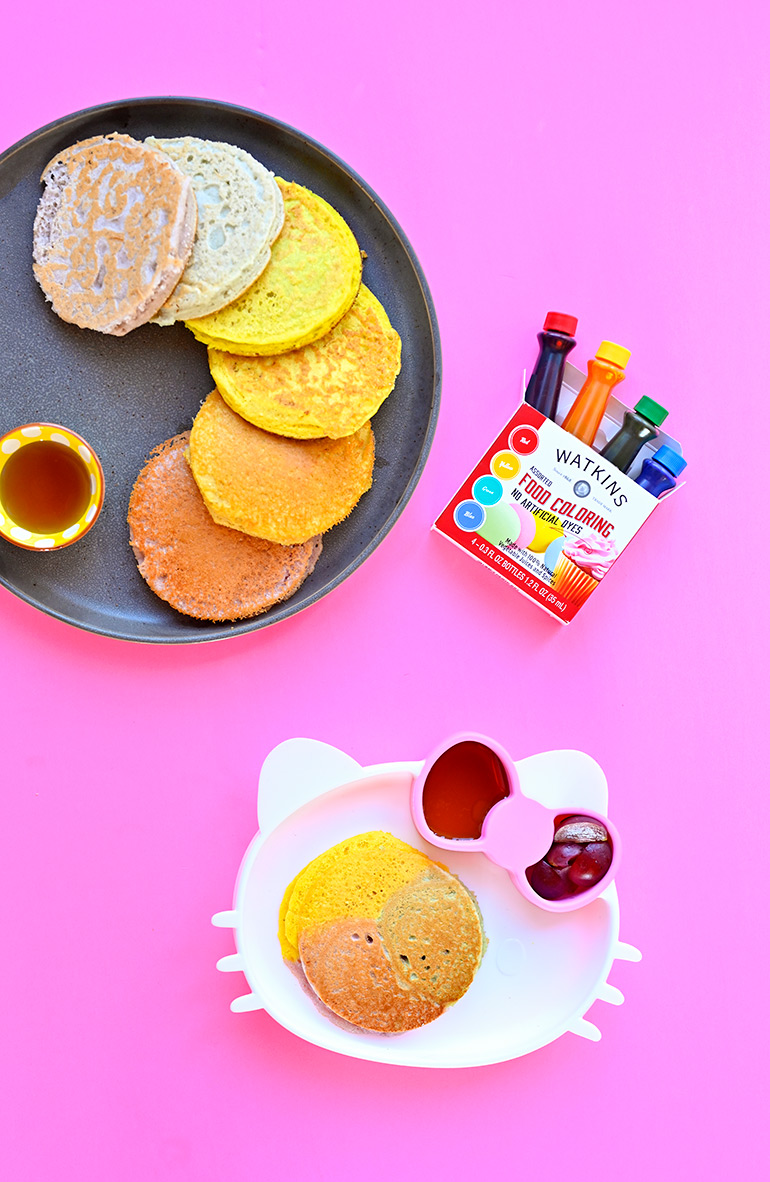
[145,136,284,324]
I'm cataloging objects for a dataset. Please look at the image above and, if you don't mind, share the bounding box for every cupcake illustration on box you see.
[550,531,618,607]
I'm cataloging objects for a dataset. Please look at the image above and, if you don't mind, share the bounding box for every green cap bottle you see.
[600,396,669,474]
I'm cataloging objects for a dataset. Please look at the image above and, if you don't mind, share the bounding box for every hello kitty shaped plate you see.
[212,738,640,1068]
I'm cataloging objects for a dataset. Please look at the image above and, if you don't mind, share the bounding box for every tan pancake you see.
[188,389,374,544]
[209,284,402,439]
[379,865,485,1008]
[127,433,321,620]
[33,133,197,335]
[185,178,362,355]
[298,918,441,1034]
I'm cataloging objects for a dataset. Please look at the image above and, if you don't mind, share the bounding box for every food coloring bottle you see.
[600,395,669,473]
[524,312,578,420]
[561,340,631,446]
[635,445,687,497]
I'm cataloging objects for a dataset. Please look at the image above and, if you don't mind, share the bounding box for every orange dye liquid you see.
[561,358,627,446]
[421,741,510,839]
[0,441,91,533]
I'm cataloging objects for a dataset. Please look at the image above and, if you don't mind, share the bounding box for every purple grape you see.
[545,841,583,869]
[567,842,613,888]
[584,841,613,873]
[526,859,573,900]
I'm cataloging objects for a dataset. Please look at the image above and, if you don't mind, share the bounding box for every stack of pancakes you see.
[32,132,402,622]
[183,177,401,554]
[280,832,485,1034]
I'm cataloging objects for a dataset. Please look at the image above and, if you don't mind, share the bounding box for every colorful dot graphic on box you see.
[453,425,566,559]
[509,425,540,455]
[543,536,566,573]
[511,503,535,549]
[491,451,521,481]
[454,500,486,531]
[472,476,503,505]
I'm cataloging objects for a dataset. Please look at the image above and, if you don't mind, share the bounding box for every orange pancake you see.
[188,390,374,544]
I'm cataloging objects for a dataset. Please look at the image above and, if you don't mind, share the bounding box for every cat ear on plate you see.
[515,749,609,814]
[257,738,363,834]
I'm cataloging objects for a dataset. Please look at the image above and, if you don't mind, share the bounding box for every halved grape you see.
[526,860,573,900]
[554,815,609,844]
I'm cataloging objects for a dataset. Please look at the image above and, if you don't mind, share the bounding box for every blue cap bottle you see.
[635,444,687,497]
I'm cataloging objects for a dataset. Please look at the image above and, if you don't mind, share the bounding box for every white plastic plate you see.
[213,738,640,1068]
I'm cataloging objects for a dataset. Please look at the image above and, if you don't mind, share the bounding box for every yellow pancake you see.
[209,284,401,438]
[185,178,362,355]
[188,389,374,544]
[280,832,433,960]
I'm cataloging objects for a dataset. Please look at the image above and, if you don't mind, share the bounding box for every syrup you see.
[0,441,91,534]
[421,740,510,839]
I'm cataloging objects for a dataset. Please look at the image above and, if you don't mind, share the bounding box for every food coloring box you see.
[433,362,682,623]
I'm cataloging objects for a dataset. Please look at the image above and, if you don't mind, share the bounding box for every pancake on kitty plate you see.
[213,738,638,1067]
[279,831,485,1034]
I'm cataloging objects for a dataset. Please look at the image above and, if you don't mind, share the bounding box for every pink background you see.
[1,2,766,1177]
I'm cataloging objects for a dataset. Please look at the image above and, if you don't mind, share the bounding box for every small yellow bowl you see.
[0,423,105,551]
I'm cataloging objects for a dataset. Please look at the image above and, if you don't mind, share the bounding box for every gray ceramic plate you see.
[0,98,440,643]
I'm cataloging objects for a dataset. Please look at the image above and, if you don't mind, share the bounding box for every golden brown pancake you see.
[127,433,321,620]
[33,134,197,335]
[208,285,401,439]
[298,918,441,1034]
[185,178,362,355]
[188,390,374,544]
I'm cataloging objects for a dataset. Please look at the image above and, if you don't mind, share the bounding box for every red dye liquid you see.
[421,741,510,839]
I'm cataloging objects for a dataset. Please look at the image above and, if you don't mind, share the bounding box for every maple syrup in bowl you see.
[420,739,511,839]
[0,424,104,550]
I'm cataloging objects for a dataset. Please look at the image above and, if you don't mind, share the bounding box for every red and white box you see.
[433,363,682,623]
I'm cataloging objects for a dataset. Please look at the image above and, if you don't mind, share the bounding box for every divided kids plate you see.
[0,98,440,642]
[212,738,640,1068]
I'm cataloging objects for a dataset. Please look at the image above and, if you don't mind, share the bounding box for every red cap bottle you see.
[524,312,578,420]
